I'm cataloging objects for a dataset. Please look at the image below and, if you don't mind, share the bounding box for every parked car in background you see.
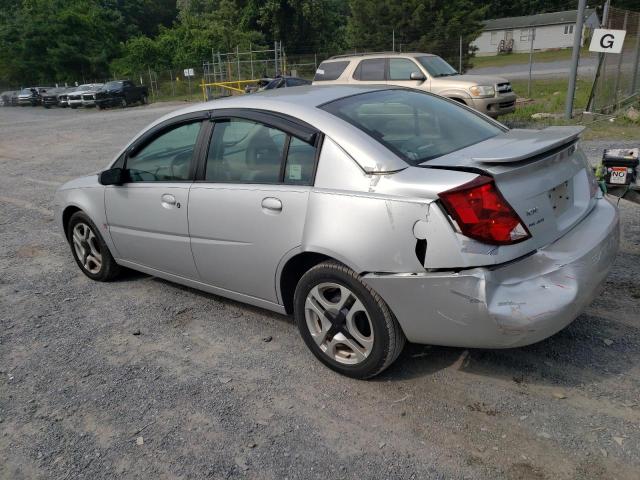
[41,87,68,108]
[245,78,273,93]
[261,76,312,90]
[0,91,17,106]
[94,80,149,109]
[68,84,102,109]
[58,87,77,108]
[81,84,106,108]
[313,52,516,118]
[55,86,618,379]
[18,87,41,106]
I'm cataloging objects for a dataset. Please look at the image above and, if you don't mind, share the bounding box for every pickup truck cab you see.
[313,52,516,118]
[95,80,149,109]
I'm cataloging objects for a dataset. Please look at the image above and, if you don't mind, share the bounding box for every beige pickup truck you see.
[312,52,516,118]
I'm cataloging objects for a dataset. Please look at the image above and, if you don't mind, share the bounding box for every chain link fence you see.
[589,6,640,113]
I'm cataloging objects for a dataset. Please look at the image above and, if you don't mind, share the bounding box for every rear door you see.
[188,112,320,302]
[105,117,207,278]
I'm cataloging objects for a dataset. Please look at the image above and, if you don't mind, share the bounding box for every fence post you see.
[613,11,629,108]
[527,27,535,97]
[564,0,587,120]
[459,36,462,72]
[236,45,241,81]
[631,16,640,94]
[250,43,254,80]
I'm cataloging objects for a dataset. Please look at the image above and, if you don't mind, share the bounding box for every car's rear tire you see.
[120,98,127,108]
[293,261,405,379]
[66,211,121,282]
[141,94,148,105]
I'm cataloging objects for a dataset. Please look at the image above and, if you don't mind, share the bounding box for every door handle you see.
[161,193,180,208]
[261,197,282,212]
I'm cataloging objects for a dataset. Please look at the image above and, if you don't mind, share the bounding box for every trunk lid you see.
[421,126,598,263]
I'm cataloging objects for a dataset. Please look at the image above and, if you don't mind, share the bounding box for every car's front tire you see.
[294,261,405,379]
[66,211,121,281]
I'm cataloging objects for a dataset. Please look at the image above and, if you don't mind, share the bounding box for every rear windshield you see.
[321,89,503,165]
[313,61,349,81]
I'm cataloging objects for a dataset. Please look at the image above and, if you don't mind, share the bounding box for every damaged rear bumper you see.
[363,198,620,348]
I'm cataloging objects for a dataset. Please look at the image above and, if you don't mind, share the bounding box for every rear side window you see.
[313,61,349,81]
[321,90,502,165]
[205,118,317,185]
[353,58,386,81]
[284,137,316,184]
[206,119,285,183]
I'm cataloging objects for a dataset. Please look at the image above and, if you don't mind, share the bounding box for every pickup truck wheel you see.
[141,94,148,105]
[294,261,406,379]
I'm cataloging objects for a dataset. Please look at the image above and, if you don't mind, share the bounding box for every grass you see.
[500,77,639,140]
[470,47,587,69]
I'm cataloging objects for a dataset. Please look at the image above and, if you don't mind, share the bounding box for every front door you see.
[188,116,319,302]
[105,120,204,278]
[386,57,429,89]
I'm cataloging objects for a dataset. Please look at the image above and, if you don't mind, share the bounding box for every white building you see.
[472,9,600,56]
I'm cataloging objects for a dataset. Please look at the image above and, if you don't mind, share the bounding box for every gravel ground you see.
[1,104,639,480]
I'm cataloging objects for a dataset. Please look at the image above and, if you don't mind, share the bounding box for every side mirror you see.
[410,71,426,81]
[99,167,125,186]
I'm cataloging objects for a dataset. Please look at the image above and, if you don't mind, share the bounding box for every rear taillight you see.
[438,176,531,245]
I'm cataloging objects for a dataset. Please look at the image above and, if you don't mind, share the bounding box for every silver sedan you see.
[55,86,619,378]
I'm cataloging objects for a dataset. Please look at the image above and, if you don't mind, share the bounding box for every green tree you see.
[347,0,485,69]
[0,0,122,84]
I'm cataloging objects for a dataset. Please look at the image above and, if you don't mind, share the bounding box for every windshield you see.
[20,88,33,94]
[417,56,458,77]
[321,89,503,165]
[104,81,123,89]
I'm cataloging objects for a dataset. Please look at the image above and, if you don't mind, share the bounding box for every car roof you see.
[324,52,436,62]
[122,85,410,173]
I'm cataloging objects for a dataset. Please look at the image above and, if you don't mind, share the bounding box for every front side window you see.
[416,56,458,78]
[321,89,503,166]
[388,58,421,80]
[354,58,386,81]
[126,122,202,182]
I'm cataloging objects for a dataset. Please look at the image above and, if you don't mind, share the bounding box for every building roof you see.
[482,9,595,31]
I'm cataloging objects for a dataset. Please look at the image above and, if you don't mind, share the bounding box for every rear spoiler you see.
[472,126,585,164]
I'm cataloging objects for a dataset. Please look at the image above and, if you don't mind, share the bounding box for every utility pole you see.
[564,0,587,119]
[459,36,463,72]
[392,30,395,52]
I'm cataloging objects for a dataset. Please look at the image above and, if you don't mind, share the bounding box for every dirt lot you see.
[1,103,639,480]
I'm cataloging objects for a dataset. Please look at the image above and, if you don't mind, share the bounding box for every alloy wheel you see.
[304,282,374,365]
[71,223,102,274]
